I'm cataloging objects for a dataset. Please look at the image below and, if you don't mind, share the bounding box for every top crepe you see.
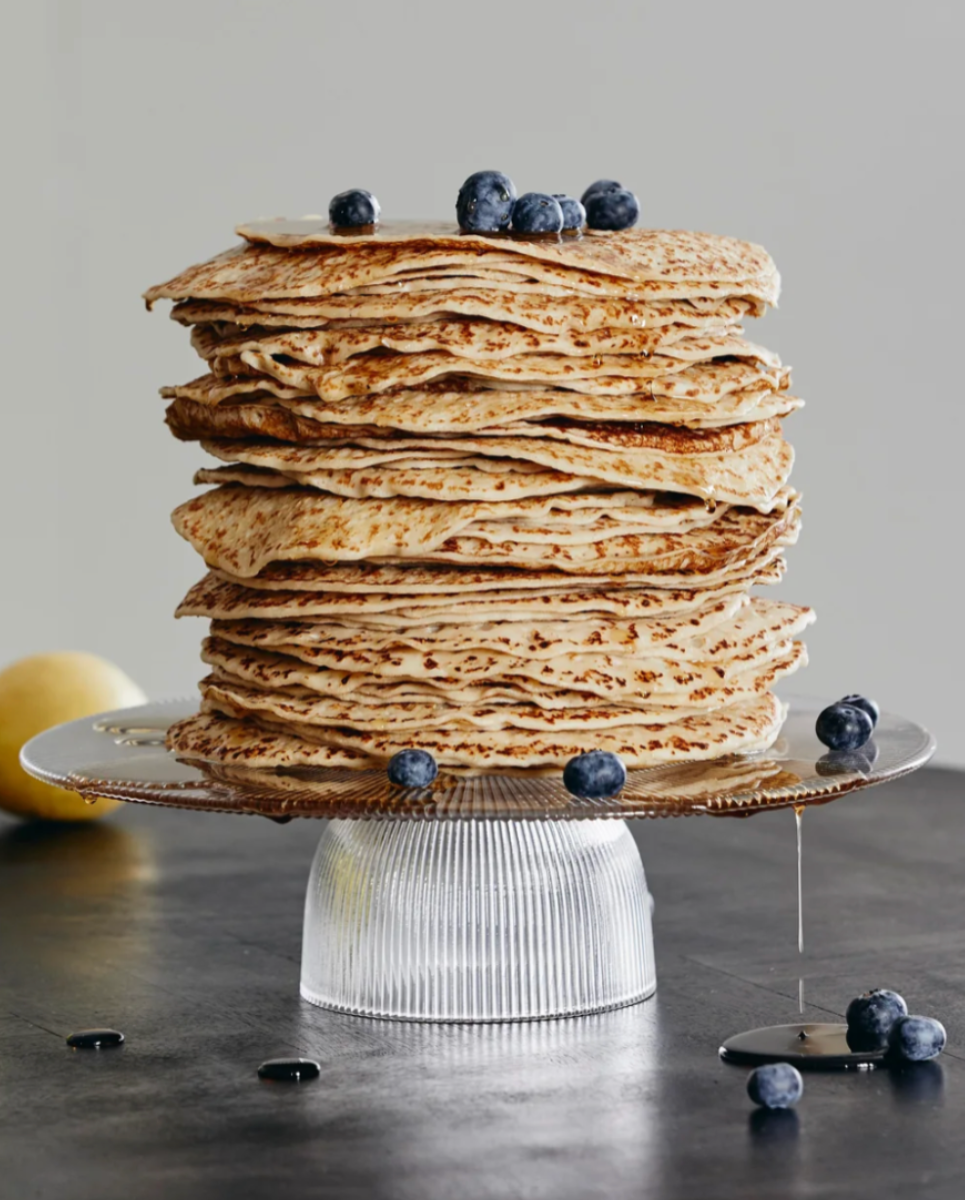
[145,223,780,307]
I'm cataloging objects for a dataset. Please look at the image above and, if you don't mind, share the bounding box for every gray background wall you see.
[3,1,963,762]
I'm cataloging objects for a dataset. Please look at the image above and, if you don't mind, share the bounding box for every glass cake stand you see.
[21,699,934,1035]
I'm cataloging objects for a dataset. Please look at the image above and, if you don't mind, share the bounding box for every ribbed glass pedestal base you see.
[300,819,656,1022]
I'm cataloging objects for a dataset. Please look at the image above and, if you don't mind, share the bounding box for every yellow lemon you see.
[0,652,146,822]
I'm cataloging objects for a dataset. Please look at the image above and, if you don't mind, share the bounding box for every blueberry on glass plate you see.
[888,1015,947,1063]
[747,1063,803,1109]
[563,750,627,800]
[387,749,438,788]
[580,179,624,206]
[584,188,640,232]
[839,694,880,727]
[552,195,586,232]
[512,193,564,235]
[815,702,873,751]
[456,170,517,233]
[329,189,380,229]
[846,988,908,1050]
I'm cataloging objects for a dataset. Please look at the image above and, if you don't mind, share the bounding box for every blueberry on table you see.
[888,1015,947,1062]
[580,179,623,205]
[846,988,908,1049]
[387,749,438,788]
[815,702,873,751]
[563,750,627,800]
[839,694,880,727]
[329,189,381,228]
[552,195,586,231]
[585,189,640,232]
[456,170,517,232]
[747,1063,803,1109]
[512,193,564,235]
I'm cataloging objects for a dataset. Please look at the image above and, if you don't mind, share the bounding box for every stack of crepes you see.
[144,219,814,772]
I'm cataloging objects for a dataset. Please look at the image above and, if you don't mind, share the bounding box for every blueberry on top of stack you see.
[144,172,812,774]
[455,171,637,235]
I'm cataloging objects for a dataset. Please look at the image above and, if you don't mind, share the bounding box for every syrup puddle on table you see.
[66,1029,124,1049]
[257,1058,320,1082]
[794,805,805,1014]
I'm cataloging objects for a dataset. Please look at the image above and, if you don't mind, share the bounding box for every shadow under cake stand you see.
[21,700,934,1054]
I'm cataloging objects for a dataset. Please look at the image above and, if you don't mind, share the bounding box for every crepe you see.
[171,483,799,577]
[236,221,779,284]
[189,317,751,369]
[196,645,805,732]
[238,339,780,401]
[194,460,601,503]
[165,356,789,407]
[207,595,807,660]
[204,601,746,659]
[165,382,801,442]
[145,224,780,307]
[202,598,811,686]
[171,292,764,335]
[177,561,785,622]
[203,639,806,712]
[167,691,788,770]
[178,423,794,511]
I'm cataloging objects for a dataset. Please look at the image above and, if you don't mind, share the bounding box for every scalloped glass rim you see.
[19,697,935,821]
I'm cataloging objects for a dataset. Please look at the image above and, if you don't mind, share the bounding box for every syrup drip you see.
[794,805,805,1014]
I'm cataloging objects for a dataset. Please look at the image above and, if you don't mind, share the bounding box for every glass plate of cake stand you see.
[21,698,934,1066]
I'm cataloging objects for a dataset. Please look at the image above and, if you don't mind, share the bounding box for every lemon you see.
[0,652,146,822]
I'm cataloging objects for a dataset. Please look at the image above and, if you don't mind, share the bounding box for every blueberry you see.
[839,694,880,727]
[387,749,438,788]
[552,195,586,232]
[580,179,623,206]
[511,193,564,235]
[846,989,908,1050]
[585,189,640,232]
[562,750,627,800]
[815,702,873,751]
[456,170,517,233]
[888,1015,946,1063]
[746,1063,803,1109]
[329,189,380,229]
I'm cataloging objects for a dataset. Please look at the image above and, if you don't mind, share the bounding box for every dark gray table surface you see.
[1,766,963,1200]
